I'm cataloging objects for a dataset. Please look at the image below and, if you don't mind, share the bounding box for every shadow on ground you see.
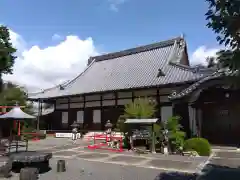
[198,163,240,180]
[154,172,197,180]
[12,162,52,174]
[154,164,240,180]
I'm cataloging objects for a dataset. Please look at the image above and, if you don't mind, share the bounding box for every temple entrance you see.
[201,100,240,145]
[195,87,240,145]
[84,108,93,130]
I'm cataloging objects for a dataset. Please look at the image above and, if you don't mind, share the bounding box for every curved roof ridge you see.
[28,59,96,96]
[60,58,96,88]
[93,36,183,62]
[27,80,69,96]
[169,62,194,71]
[168,68,238,100]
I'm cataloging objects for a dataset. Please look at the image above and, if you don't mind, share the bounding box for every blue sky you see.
[1,0,218,52]
[0,0,221,90]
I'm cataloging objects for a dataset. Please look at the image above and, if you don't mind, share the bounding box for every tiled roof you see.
[169,68,239,100]
[28,37,205,100]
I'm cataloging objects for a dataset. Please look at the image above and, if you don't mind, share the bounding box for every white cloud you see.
[190,46,220,66]
[108,0,126,12]
[9,30,26,53]
[52,33,63,41]
[3,29,99,92]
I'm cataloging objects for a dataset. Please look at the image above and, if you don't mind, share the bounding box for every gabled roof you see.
[28,37,205,100]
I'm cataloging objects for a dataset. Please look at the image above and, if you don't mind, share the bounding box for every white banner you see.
[55,133,81,138]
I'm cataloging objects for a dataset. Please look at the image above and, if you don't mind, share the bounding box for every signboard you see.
[55,133,81,138]
[132,129,151,140]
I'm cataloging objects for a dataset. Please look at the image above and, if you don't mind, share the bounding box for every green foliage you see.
[183,138,211,156]
[206,56,218,69]
[119,97,157,135]
[114,115,127,133]
[124,97,156,118]
[205,0,240,49]
[0,82,34,114]
[165,116,186,150]
[116,97,158,149]
[205,0,240,74]
[0,83,25,105]
[0,26,17,91]
[22,126,46,140]
[0,82,35,130]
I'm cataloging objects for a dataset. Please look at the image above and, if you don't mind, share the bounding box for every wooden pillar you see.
[151,124,156,153]
[83,95,86,108]
[37,99,41,131]
[131,91,134,102]
[40,100,43,116]
[100,94,103,130]
[157,89,160,118]
[83,95,86,129]
[188,104,197,137]
[67,98,70,128]
[114,92,118,106]
[196,108,202,137]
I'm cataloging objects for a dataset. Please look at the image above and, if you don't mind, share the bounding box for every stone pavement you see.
[197,149,240,180]
[50,146,208,173]
[8,158,198,180]
[0,138,212,179]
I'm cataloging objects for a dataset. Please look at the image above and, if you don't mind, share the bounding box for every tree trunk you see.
[0,75,3,93]
[129,136,133,150]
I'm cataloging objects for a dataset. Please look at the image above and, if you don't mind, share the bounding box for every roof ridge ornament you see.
[59,85,64,90]
[157,69,165,77]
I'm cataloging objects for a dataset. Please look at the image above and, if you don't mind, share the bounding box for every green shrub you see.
[165,116,186,151]
[22,127,46,140]
[123,136,128,149]
[183,138,211,156]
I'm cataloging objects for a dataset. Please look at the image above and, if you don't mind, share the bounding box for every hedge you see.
[183,138,211,156]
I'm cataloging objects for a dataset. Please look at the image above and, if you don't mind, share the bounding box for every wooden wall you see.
[47,87,182,131]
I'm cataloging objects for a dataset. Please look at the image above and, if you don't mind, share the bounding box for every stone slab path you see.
[50,147,208,173]
[197,149,240,180]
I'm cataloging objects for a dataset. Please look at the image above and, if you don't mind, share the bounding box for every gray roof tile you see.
[28,37,205,100]
[169,68,239,100]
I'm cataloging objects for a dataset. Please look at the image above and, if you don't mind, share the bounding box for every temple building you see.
[28,36,240,145]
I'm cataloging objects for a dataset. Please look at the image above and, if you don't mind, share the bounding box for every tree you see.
[205,0,240,72]
[0,82,36,138]
[206,56,217,68]
[0,26,17,91]
[0,82,34,125]
[124,97,156,118]
[115,97,158,150]
[115,97,157,132]
[165,116,186,151]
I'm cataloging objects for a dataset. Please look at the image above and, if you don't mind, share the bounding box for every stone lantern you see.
[162,128,169,154]
[71,121,80,128]
[71,121,80,139]
[105,120,113,133]
[105,120,113,143]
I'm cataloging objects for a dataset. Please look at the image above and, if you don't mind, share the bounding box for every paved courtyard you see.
[197,149,240,180]
[4,138,240,179]
[0,138,206,179]
[52,147,208,173]
[8,158,198,180]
